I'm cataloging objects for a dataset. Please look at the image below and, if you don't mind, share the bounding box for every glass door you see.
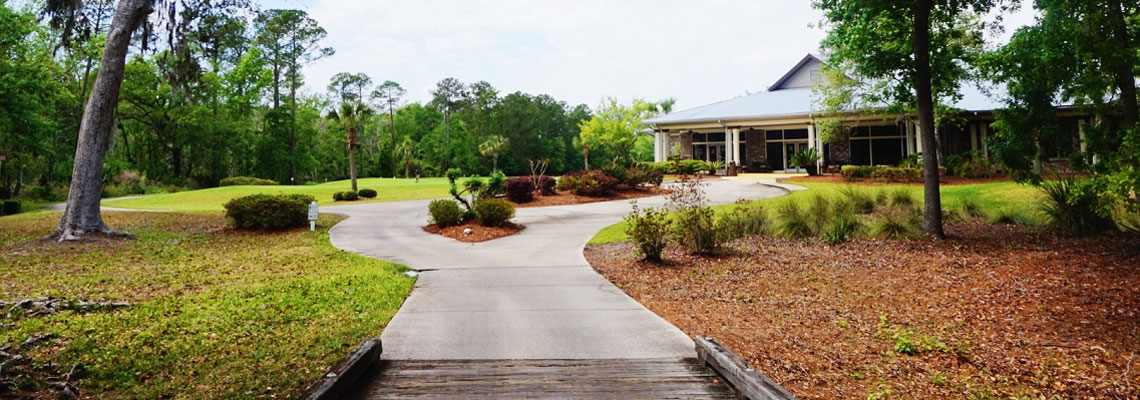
[784,142,810,172]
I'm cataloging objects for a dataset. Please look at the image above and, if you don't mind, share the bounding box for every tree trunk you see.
[492,154,498,173]
[1107,0,1138,128]
[348,126,357,191]
[912,0,945,239]
[389,106,397,178]
[55,0,152,241]
[442,110,451,173]
[289,84,297,185]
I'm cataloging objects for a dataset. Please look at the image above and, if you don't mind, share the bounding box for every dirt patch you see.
[423,219,525,243]
[586,222,1140,399]
[513,187,669,208]
[783,174,1012,185]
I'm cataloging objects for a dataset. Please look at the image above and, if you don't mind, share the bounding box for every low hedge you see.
[473,198,515,227]
[219,176,278,186]
[871,167,922,183]
[428,199,464,227]
[223,194,314,230]
[357,188,377,198]
[2,200,20,216]
[505,177,535,203]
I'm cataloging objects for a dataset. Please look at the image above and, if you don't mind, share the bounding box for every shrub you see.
[555,175,581,191]
[871,167,922,183]
[2,200,21,216]
[674,159,707,175]
[840,165,862,181]
[774,201,814,239]
[219,176,278,186]
[428,199,464,227]
[667,177,721,254]
[0,186,9,200]
[333,191,344,201]
[601,164,628,184]
[223,194,313,230]
[563,170,619,197]
[790,148,821,174]
[805,194,833,233]
[1039,178,1112,236]
[838,185,875,214]
[462,177,487,201]
[473,198,515,227]
[705,161,725,175]
[505,177,535,203]
[640,161,674,175]
[341,191,359,201]
[624,203,671,262]
[884,188,916,208]
[486,171,506,197]
[822,214,860,245]
[945,150,997,178]
[625,167,664,187]
[718,200,768,239]
[357,189,377,198]
[859,165,878,178]
[534,175,557,195]
[898,153,923,169]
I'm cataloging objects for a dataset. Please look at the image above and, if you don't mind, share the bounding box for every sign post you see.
[307,201,319,231]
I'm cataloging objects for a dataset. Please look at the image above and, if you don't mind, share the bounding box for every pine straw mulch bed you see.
[512,187,669,208]
[783,174,1012,185]
[423,219,525,243]
[585,222,1140,399]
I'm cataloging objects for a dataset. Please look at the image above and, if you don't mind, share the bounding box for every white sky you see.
[261,0,1037,111]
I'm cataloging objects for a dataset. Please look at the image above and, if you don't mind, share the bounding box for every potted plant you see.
[790,148,821,176]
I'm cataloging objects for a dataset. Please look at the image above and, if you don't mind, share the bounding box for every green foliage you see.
[578,97,674,165]
[960,197,985,219]
[623,203,671,262]
[790,148,820,168]
[223,194,314,230]
[2,200,21,216]
[357,189,377,198]
[1038,178,1113,236]
[624,167,664,187]
[427,199,464,227]
[840,165,862,181]
[674,159,708,175]
[822,213,860,245]
[871,167,922,183]
[473,198,515,227]
[869,205,922,239]
[336,191,358,201]
[838,186,876,214]
[774,201,815,239]
[717,200,768,239]
[486,171,506,196]
[666,177,721,254]
[601,164,628,184]
[945,150,997,178]
[561,170,619,197]
[988,209,1032,226]
[219,176,279,186]
[898,153,923,169]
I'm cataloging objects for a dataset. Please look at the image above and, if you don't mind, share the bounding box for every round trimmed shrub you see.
[505,177,535,203]
[2,200,21,216]
[473,198,515,227]
[535,175,556,195]
[428,199,464,227]
[223,194,314,230]
[333,191,344,201]
[358,189,377,198]
[341,191,359,201]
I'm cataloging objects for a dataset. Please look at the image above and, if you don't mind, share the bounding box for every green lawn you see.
[0,211,414,398]
[589,180,1045,244]
[102,177,453,212]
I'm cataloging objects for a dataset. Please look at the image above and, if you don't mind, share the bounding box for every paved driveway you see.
[324,178,794,360]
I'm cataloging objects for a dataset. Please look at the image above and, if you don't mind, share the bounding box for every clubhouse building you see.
[644,54,1088,172]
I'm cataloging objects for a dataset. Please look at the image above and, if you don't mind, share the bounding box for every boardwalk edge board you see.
[300,338,382,400]
[695,336,798,400]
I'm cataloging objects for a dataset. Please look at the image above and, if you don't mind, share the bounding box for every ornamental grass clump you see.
[821,213,861,245]
[1038,177,1113,236]
[623,202,671,262]
[838,185,876,214]
[774,200,814,239]
[869,204,922,239]
[717,200,768,239]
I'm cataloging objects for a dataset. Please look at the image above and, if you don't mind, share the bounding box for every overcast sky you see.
[261,0,1036,111]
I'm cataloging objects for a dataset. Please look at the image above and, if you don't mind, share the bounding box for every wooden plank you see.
[345,358,736,399]
[694,336,797,400]
[300,338,383,400]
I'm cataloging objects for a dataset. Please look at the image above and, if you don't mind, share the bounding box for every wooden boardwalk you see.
[343,358,736,399]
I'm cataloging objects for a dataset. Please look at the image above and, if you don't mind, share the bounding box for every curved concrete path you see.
[325,178,795,360]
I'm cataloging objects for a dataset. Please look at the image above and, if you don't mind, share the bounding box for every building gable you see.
[767,54,824,91]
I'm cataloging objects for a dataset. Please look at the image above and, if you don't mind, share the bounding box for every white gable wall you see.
[773,58,823,90]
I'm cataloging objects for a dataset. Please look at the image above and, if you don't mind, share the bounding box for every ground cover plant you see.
[586,222,1140,399]
[0,211,414,398]
[102,177,453,212]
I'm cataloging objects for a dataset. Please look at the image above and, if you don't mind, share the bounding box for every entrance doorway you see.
[784,142,809,172]
[708,144,725,162]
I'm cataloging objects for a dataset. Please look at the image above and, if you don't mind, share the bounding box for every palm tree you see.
[478,135,509,173]
[327,99,371,191]
[395,138,419,179]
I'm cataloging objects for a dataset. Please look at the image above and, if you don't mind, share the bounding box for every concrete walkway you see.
[325,177,794,360]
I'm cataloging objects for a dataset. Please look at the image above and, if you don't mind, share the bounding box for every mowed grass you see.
[589,180,1044,244]
[0,211,414,398]
[102,177,453,212]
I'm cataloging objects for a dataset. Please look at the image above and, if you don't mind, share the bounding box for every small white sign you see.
[307,201,319,221]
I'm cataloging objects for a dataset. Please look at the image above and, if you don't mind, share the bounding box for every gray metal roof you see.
[644,84,1012,126]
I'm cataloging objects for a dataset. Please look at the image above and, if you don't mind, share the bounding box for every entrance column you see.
[724,126,733,164]
[731,128,741,166]
[653,131,663,162]
[915,122,924,154]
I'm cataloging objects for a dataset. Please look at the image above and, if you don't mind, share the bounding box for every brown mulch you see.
[585,222,1140,399]
[783,174,1012,185]
[512,187,669,208]
[423,220,524,243]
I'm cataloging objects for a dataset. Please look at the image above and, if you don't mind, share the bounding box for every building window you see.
[809,69,820,82]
